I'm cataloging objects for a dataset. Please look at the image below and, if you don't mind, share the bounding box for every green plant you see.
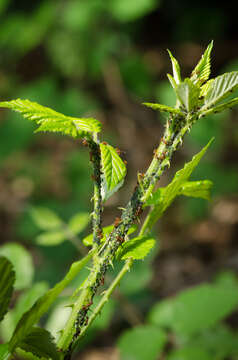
[1,42,238,360]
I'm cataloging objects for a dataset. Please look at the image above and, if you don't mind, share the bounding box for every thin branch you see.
[88,135,103,247]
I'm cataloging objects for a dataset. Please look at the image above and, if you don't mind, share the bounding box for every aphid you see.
[137,172,145,183]
[84,316,89,326]
[115,148,126,156]
[123,160,127,165]
[116,235,124,243]
[82,139,88,147]
[159,152,166,161]
[135,204,143,217]
[114,217,121,227]
[161,137,168,145]
[101,276,105,286]
[102,141,108,145]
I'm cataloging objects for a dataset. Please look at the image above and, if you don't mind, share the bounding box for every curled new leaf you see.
[176,79,200,112]
[191,41,213,84]
[0,99,102,138]
[100,143,127,201]
[167,49,181,84]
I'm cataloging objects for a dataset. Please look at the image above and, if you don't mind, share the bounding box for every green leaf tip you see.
[167,49,181,84]
[143,102,183,116]
[0,99,102,138]
[191,40,214,84]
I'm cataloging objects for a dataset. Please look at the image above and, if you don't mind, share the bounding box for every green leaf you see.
[191,41,213,84]
[83,224,137,246]
[0,344,11,360]
[167,49,181,84]
[202,71,238,110]
[0,99,101,138]
[30,207,62,230]
[36,231,66,246]
[178,180,213,200]
[199,96,238,117]
[100,143,127,201]
[167,73,177,90]
[117,235,156,260]
[0,243,34,290]
[143,102,183,116]
[145,139,213,229]
[187,324,238,359]
[0,282,49,342]
[109,0,159,22]
[8,251,93,352]
[68,212,90,235]
[176,79,200,112]
[148,280,238,337]
[0,257,15,323]
[167,347,212,360]
[199,79,214,97]
[18,327,59,360]
[117,325,167,360]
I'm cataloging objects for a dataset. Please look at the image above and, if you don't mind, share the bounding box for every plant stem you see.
[74,257,133,346]
[88,135,103,247]
[74,204,152,345]
[58,114,195,357]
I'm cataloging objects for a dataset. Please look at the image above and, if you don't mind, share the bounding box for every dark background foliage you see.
[0,1,238,359]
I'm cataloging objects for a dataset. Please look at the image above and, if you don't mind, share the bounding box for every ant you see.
[114,217,121,228]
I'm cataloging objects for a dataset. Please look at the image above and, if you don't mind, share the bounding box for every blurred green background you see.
[1,0,238,359]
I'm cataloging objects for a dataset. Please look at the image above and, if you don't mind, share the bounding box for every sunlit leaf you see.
[178,180,213,200]
[117,235,156,260]
[0,99,101,138]
[202,72,238,110]
[145,139,213,229]
[199,96,238,117]
[191,41,213,84]
[100,143,127,201]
